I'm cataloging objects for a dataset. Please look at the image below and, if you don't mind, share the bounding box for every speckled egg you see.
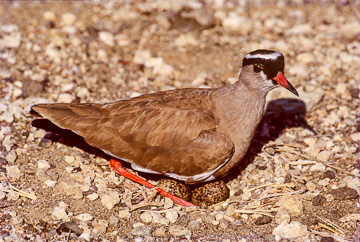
[157,179,191,201]
[191,180,229,206]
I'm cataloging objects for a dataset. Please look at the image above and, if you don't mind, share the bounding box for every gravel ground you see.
[1,0,360,241]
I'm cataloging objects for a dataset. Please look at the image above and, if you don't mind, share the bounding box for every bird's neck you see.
[212,80,266,147]
[213,81,266,122]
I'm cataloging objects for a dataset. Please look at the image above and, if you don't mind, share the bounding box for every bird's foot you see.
[109,159,197,207]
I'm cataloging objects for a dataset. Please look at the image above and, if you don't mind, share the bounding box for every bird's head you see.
[241,49,298,96]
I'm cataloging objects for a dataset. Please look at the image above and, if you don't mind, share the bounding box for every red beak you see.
[273,72,299,97]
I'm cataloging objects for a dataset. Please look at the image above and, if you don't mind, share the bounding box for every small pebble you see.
[64,156,75,164]
[101,191,120,210]
[255,215,272,225]
[188,219,201,231]
[275,207,291,225]
[109,215,119,226]
[153,226,166,237]
[61,13,76,26]
[51,206,70,222]
[312,195,326,206]
[92,220,108,234]
[168,225,191,237]
[76,213,93,222]
[118,208,130,219]
[276,195,303,217]
[310,163,326,172]
[323,170,335,179]
[87,193,99,201]
[44,180,57,187]
[272,221,308,239]
[350,132,360,142]
[37,160,50,170]
[57,93,74,103]
[165,210,178,223]
[5,150,17,164]
[130,225,152,237]
[140,211,153,223]
[152,212,169,226]
[43,11,56,21]
[99,31,115,47]
[6,165,21,179]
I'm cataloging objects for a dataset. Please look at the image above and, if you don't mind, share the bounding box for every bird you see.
[30,49,299,207]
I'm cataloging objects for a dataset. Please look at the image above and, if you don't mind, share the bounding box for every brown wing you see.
[31,88,234,182]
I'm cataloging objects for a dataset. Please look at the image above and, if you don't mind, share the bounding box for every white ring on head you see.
[245,52,282,60]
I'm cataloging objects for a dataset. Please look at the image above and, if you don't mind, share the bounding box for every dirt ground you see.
[0,0,359,241]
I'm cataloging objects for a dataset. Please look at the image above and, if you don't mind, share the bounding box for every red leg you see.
[110,159,197,207]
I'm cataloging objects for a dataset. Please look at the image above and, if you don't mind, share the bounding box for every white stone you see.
[77,87,89,99]
[76,213,93,222]
[61,83,74,92]
[37,160,50,170]
[51,206,70,221]
[0,111,14,123]
[303,137,316,147]
[0,190,5,200]
[116,34,130,46]
[3,136,15,151]
[273,221,308,239]
[44,180,57,187]
[61,13,76,26]
[59,201,68,208]
[163,197,174,209]
[99,31,115,47]
[165,210,178,223]
[275,207,290,225]
[87,193,99,201]
[97,49,107,61]
[45,45,61,63]
[168,225,191,237]
[310,163,326,172]
[318,178,330,186]
[0,32,21,49]
[79,232,91,241]
[7,189,20,200]
[64,156,75,164]
[317,150,331,161]
[6,165,21,179]
[43,11,56,21]
[62,26,76,34]
[133,49,152,64]
[5,150,17,164]
[58,93,74,103]
[335,83,347,95]
[65,166,75,173]
[222,12,244,31]
[174,34,198,47]
[350,132,360,142]
[118,208,130,218]
[276,195,303,217]
[152,213,169,226]
[12,88,22,99]
[140,211,153,223]
[287,24,311,34]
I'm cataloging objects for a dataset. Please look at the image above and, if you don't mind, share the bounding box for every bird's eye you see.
[253,64,263,73]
